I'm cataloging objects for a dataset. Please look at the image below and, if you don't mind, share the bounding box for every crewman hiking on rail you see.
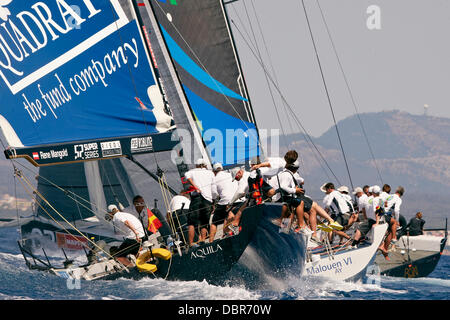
[184,158,216,247]
[209,162,238,242]
[272,161,343,242]
[321,183,352,243]
[227,150,299,234]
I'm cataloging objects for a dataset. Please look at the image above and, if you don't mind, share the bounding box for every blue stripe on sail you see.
[160,25,248,102]
[183,85,259,166]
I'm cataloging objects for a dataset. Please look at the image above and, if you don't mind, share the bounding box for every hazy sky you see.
[227,0,450,137]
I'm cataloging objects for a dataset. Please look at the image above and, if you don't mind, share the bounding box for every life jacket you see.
[249,176,264,205]
[181,176,197,194]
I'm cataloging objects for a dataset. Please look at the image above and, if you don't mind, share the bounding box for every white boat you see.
[302,223,388,282]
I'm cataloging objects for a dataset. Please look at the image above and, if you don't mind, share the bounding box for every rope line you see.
[300,0,354,191]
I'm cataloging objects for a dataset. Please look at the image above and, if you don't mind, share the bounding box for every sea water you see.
[0,226,448,300]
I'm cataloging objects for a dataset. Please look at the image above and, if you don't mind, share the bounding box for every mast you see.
[132,0,213,171]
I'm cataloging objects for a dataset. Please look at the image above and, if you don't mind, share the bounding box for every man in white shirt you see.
[353,187,368,220]
[167,192,191,245]
[184,158,215,247]
[322,183,355,243]
[133,195,166,239]
[351,185,385,250]
[249,150,299,198]
[168,193,191,213]
[384,186,404,243]
[364,185,383,222]
[380,184,391,205]
[274,162,343,240]
[226,166,251,235]
[379,183,399,242]
[322,183,351,222]
[338,185,358,229]
[209,163,238,242]
[105,204,145,257]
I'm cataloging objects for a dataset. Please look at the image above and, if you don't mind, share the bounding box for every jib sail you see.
[146,0,261,167]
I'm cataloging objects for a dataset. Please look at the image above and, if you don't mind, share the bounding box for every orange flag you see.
[146,208,163,234]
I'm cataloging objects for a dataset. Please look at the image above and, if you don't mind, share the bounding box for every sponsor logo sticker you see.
[32,152,39,160]
[56,232,88,251]
[101,140,122,157]
[131,137,153,153]
[38,148,69,160]
[74,143,99,160]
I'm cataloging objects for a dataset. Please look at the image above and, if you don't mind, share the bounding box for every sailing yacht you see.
[0,0,306,281]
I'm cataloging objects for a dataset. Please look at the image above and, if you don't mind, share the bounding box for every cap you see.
[195,158,207,166]
[353,187,363,195]
[107,204,118,213]
[213,162,223,171]
[230,167,242,181]
[371,185,381,194]
[337,186,349,193]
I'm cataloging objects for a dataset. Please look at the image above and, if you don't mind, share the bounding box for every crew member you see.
[185,158,215,247]
[106,204,145,257]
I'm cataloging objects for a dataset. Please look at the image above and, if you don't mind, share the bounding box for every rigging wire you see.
[248,0,297,140]
[241,1,290,151]
[315,0,384,186]
[232,1,312,178]
[299,0,354,191]
[228,17,340,184]
[247,0,309,178]
[233,1,308,175]
[107,1,176,207]
[151,0,263,157]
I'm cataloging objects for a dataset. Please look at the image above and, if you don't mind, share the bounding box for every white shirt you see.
[258,157,286,178]
[385,193,402,221]
[294,173,305,186]
[185,167,216,202]
[323,190,350,214]
[357,194,368,212]
[231,170,250,203]
[270,169,297,202]
[214,171,238,205]
[341,193,355,212]
[365,195,384,220]
[169,195,190,212]
[113,211,145,239]
[380,192,390,206]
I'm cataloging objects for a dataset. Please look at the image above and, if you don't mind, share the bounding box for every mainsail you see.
[0,0,176,166]
[144,0,261,167]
